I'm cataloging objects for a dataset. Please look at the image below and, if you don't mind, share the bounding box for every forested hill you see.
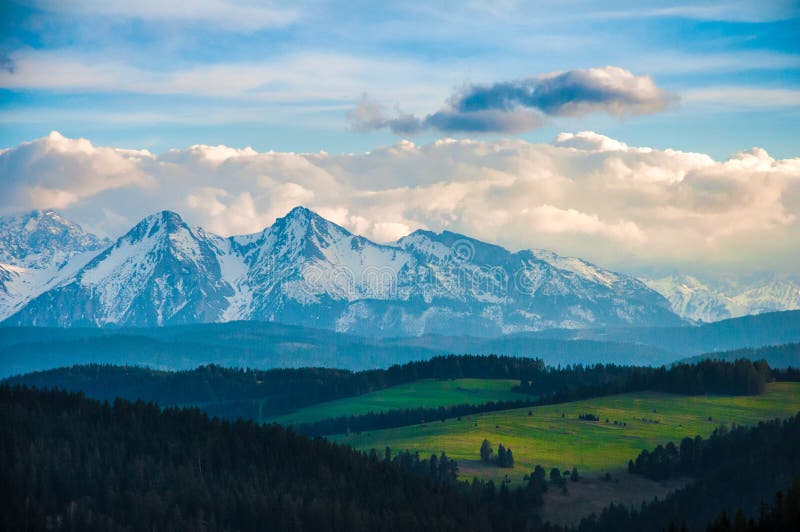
[0,385,521,532]
[3,385,799,532]
[4,355,550,416]
[6,356,780,429]
[578,413,800,531]
[678,342,800,368]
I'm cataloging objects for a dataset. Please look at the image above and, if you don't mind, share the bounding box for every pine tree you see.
[480,439,493,462]
[497,444,507,467]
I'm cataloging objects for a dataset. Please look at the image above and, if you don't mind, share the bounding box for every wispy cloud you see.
[682,87,800,108]
[0,50,452,104]
[28,0,299,32]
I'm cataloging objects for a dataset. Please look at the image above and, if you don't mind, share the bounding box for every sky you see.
[1,1,799,277]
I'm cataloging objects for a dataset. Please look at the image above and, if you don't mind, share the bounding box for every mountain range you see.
[642,274,800,323]
[2,208,798,334]
[0,208,684,335]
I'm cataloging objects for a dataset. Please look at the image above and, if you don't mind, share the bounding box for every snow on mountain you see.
[6,211,233,326]
[0,209,109,269]
[0,210,110,320]
[3,207,683,334]
[641,274,800,322]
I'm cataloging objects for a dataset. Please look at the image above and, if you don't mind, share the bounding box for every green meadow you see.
[270,378,529,425]
[333,382,800,482]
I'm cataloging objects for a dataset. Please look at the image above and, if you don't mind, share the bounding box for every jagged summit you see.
[2,206,686,333]
[0,209,110,268]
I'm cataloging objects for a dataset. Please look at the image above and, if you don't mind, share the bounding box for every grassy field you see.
[270,378,530,425]
[333,382,800,482]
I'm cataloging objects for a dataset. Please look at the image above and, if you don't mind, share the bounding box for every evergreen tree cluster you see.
[575,413,800,532]
[706,478,800,532]
[478,439,514,468]
[0,385,541,532]
[515,359,773,397]
[0,384,574,532]
[297,398,539,437]
[379,448,460,484]
[5,355,547,418]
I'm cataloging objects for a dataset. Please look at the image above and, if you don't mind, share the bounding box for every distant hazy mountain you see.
[1,207,681,334]
[642,274,800,322]
[528,310,800,357]
[3,310,799,377]
[0,321,673,378]
[677,343,800,369]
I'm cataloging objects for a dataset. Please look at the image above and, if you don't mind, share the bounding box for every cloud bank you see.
[348,66,676,134]
[1,131,798,275]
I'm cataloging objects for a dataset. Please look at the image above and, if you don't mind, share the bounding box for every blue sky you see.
[1,0,799,159]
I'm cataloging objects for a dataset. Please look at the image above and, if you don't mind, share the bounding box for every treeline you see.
[574,413,800,532]
[294,398,539,436]
[7,356,779,426]
[516,358,772,396]
[5,355,546,416]
[381,449,460,484]
[295,359,775,436]
[1,384,556,532]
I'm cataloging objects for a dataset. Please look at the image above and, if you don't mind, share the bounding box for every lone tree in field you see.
[571,466,580,481]
[480,439,493,462]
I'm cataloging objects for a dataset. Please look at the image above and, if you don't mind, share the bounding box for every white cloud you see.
[1,131,798,274]
[0,131,155,213]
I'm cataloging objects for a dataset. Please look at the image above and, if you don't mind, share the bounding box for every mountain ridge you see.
[1,207,681,333]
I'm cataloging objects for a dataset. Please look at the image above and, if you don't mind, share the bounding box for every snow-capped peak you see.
[3,206,683,333]
[0,209,110,269]
[642,273,800,323]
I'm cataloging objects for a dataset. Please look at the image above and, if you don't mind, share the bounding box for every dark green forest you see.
[3,384,800,532]
[0,385,544,532]
[577,414,800,531]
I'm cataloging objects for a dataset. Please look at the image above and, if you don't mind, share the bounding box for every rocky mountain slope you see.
[0,210,110,320]
[2,207,683,334]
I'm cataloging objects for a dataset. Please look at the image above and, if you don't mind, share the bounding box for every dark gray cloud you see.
[349,66,676,135]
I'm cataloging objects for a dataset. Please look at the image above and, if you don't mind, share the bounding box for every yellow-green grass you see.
[270,378,530,425]
[333,382,800,482]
